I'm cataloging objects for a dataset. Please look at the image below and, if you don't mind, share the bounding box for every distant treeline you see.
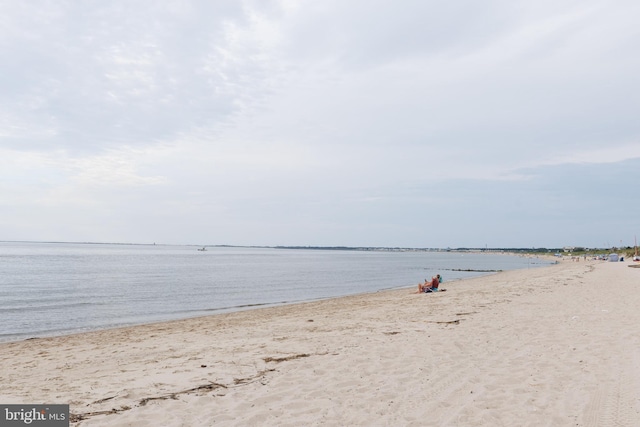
[273,247,565,252]
[275,246,389,251]
[274,246,594,252]
[206,245,630,254]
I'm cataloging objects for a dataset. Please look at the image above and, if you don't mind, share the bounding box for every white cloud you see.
[1,0,639,246]
[536,141,640,167]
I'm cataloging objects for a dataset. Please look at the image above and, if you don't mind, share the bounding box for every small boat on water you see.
[197,247,207,251]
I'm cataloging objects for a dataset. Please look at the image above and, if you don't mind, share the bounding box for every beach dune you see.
[1,259,639,426]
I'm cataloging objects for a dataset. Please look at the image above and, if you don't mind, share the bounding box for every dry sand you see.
[1,258,639,426]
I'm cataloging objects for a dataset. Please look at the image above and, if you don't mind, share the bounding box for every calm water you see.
[0,242,551,342]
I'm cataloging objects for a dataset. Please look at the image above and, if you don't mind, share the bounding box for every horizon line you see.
[0,240,626,251]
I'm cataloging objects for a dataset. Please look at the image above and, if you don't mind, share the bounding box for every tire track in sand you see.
[583,351,640,427]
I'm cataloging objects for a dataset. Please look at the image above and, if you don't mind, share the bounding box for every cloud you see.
[0,1,255,153]
[1,0,639,246]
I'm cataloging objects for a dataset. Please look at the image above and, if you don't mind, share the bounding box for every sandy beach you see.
[1,258,639,426]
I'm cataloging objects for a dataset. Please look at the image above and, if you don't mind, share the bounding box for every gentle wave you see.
[0,301,105,314]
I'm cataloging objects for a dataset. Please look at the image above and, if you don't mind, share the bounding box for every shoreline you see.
[2,258,638,426]
[1,244,552,344]
[1,253,554,345]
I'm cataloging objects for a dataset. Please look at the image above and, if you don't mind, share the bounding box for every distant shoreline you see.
[0,239,601,254]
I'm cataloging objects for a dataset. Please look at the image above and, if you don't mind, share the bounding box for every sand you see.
[1,257,639,426]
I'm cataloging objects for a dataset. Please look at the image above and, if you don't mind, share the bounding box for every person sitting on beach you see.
[416,274,441,293]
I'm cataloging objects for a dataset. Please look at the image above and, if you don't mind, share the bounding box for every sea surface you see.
[0,242,552,342]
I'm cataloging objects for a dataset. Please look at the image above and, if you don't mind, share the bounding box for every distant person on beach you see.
[416,274,441,293]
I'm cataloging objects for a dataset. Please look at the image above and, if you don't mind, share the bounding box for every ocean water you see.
[0,242,552,342]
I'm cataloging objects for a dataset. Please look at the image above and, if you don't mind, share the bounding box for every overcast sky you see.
[1,0,639,248]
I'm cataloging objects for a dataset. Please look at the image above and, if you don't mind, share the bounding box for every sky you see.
[1,0,639,249]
